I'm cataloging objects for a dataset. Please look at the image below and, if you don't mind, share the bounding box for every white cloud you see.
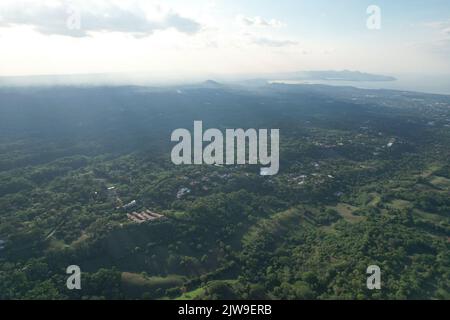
[236,15,285,28]
[423,38,450,55]
[420,20,450,55]
[252,37,298,47]
[424,20,450,35]
[0,0,202,37]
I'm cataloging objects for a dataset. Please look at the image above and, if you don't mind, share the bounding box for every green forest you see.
[0,83,449,300]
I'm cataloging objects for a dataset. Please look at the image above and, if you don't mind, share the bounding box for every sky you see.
[0,0,449,79]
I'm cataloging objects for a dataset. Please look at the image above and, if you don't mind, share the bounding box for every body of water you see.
[270,74,450,96]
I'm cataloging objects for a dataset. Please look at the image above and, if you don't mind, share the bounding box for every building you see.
[127,209,167,224]
[122,200,137,210]
[177,188,191,199]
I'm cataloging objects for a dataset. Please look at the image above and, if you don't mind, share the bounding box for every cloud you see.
[421,20,450,54]
[0,0,202,37]
[236,15,285,28]
[412,38,450,57]
[425,38,450,55]
[424,20,450,35]
[252,37,298,47]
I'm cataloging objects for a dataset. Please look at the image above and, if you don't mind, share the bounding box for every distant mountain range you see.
[288,70,396,81]
[266,70,397,82]
[0,70,396,87]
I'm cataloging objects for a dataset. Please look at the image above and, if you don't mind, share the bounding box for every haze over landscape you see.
[0,0,450,89]
[0,0,449,302]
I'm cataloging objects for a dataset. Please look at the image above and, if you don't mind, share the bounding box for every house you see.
[107,186,117,197]
[127,213,142,223]
[145,210,164,219]
[123,200,137,210]
[127,210,167,223]
[387,138,396,148]
[177,188,191,199]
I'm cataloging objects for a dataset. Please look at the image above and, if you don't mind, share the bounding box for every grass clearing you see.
[330,203,365,223]
[429,176,450,189]
[176,286,206,300]
[121,272,185,298]
[389,199,412,210]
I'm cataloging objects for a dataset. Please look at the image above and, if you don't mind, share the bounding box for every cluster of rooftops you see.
[127,209,166,224]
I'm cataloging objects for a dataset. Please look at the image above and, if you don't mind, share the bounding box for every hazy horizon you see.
[1,0,450,79]
[1,70,450,96]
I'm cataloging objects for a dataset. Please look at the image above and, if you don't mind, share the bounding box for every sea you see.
[270,74,450,96]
